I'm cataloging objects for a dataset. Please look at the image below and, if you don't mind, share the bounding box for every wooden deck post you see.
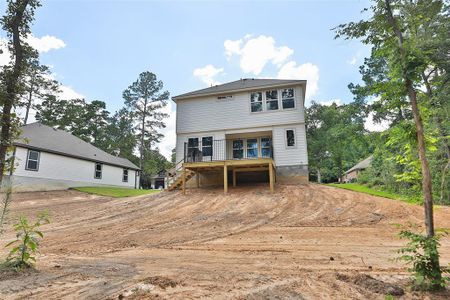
[196,171,200,188]
[182,167,186,195]
[232,169,237,187]
[224,163,228,194]
[269,162,274,193]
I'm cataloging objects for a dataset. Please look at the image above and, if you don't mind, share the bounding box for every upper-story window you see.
[250,92,263,112]
[26,150,40,171]
[265,90,279,111]
[95,163,102,179]
[282,88,295,109]
[250,87,295,113]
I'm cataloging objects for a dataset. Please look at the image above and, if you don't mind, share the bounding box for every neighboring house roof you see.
[172,78,307,101]
[345,156,373,174]
[15,123,139,170]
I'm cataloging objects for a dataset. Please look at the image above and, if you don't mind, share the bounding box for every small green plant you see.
[5,211,50,270]
[397,229,450,290]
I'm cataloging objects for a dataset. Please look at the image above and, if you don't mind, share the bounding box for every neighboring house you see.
[169,78,308,193]
[341,156,373,183]
[150,169,167,189]
[3,123,140,192]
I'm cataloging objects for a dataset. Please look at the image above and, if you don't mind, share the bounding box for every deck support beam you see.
[232,169,237,187]
[269,162,274,193]
[224,163,228,194]
[182,167,186,195]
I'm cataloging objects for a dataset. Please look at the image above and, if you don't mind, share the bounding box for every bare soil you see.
[0,184,449,299]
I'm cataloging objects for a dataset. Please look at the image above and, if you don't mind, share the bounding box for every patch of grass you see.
[72,186,160,198]
[326,183,419,204]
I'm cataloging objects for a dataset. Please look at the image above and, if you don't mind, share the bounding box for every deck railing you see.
[183,138,273,163]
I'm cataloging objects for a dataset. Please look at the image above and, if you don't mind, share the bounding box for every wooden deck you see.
[182,158,276,194]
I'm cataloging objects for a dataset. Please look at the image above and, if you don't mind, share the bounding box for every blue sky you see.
[0,0,372,158]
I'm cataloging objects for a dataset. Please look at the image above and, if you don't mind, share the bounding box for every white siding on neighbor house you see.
[13,147,138,188]
[175,124,308,167]
[176,85,304,134]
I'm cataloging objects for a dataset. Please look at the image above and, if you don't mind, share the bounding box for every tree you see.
[20,57,59,124]
[122,71,169,176]
[306,101,370,183]
[335,0,449,285]
[0,0,40,188]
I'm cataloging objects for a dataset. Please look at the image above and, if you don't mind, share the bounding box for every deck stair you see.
[167,161,195,191]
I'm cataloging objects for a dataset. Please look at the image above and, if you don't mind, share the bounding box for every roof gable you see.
[173,78,307,101]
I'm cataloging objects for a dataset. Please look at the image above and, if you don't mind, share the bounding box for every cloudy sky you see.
[0,0,382,159]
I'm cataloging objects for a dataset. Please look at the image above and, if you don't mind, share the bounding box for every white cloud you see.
[225,35,293,75]
[277,61,319,102]
[58,85,84,100]
[0,34,66,67]
[364,111,390,132]
[193,64,224,86]
[158,101,176,160]
[26,34,66,53]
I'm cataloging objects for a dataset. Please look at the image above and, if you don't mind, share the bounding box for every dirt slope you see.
[0,184,449,299]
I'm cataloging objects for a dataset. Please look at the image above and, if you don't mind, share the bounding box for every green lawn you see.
[73,186,161,198]
[326,183,419,204]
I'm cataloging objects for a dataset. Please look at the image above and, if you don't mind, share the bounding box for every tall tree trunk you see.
[139,99,148,188]
[317,168,321,183]
[385,0,436,238]
[0,0,30,188]
[24,80,34,125]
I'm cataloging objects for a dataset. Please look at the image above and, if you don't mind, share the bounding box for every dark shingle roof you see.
[345,156,373,174]
[173,78,307,100]
[15,123,139,170]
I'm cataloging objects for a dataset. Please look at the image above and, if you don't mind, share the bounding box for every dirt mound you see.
[337,273,404,296]
[0,184,449,299]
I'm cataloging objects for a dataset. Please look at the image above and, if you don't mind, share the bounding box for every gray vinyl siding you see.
[176,85,304,134]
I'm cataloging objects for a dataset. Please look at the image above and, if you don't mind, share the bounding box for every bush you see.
[5,211,50,270]
[397,229,449,290]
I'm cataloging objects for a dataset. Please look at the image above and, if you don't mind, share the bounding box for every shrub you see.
[397,229,449,290]
[5,211,50,270]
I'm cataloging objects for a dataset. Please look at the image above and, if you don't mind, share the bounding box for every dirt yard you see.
[0,184,449,299]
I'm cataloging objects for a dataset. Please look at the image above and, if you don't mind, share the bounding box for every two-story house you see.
[168,78,308,193]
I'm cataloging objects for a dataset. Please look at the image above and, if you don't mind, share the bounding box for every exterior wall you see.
[176,85,304,134]
[175,124,308,168]
[342,170,359,183]
[7,147,138,192]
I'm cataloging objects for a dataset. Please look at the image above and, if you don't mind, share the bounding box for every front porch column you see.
[224,163,228,194]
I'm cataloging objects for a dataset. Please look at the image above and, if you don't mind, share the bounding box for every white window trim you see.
[249,88,296,113]
[122,169,129,182]
[25,149,40,171]
[285,128,297,149]
[94,163,103,179]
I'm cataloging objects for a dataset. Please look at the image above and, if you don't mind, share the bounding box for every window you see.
[282,88,295,109]
[247,138,258,158]
[95,163,102,179]
[217,95,233,100]
[286,129,296,147]
[250,92,262,112]
[123,169,128,182]
[261,137,272,157]
[26,150,40,171]
[202,136,213,156]
[232,140,244,159]
[265,90,279,110]
[187,137,199,160]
